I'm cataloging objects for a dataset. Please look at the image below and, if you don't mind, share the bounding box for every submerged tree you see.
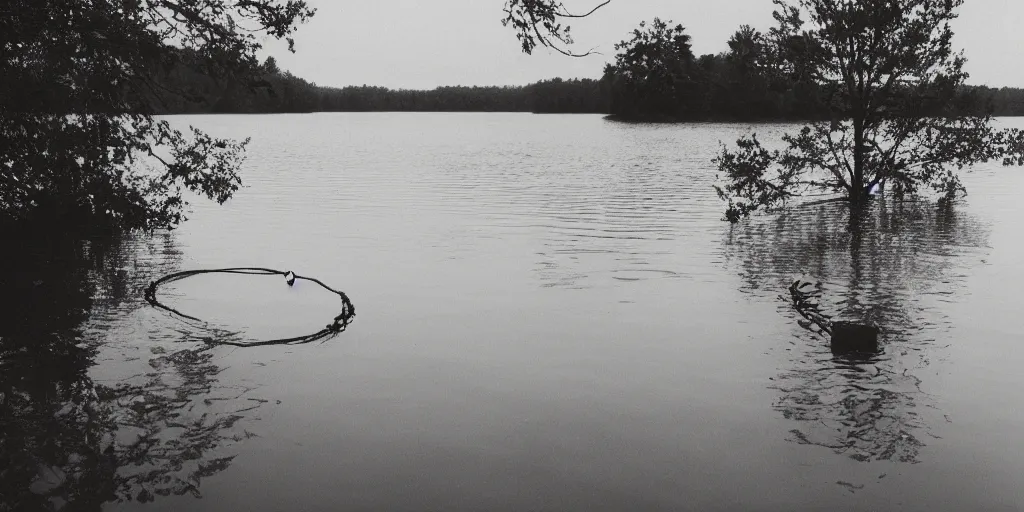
[714,0,1024,222]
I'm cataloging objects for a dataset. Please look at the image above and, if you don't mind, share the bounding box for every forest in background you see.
[155,30,1024,120]
[155,57,608,115]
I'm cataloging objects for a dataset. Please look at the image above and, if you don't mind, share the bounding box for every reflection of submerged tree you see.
[724,200,988,463]
[97,345,261,503]
[0,232,263,510]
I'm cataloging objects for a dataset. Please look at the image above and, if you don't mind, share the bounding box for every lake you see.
[4,113,1024,511]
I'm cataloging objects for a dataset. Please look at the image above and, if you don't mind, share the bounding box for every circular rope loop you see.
[145,267,356,347]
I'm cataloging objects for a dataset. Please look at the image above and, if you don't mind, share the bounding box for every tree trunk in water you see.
[851,117,868,204]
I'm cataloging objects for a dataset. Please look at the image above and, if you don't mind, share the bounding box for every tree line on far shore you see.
[156,57,607,115]
[598,18,1024,121]
[157,49,1024,119]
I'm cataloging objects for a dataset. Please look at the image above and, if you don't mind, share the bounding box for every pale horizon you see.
[262,0,1024,90]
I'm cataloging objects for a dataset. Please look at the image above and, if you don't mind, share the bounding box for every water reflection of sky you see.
[5,115,1024,511]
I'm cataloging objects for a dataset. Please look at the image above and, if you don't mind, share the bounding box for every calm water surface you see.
[3,114,1024,511]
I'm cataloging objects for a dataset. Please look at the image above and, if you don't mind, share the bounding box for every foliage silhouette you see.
[501,0,611,57]
[601,19,703,121]
[714,0,1024,221]
[1,0,315,230]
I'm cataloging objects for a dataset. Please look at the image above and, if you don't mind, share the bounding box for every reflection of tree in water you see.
[724,199,989,463]
[0,231,262,511]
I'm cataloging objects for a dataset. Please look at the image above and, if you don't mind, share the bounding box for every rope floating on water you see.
[144,267,355,348]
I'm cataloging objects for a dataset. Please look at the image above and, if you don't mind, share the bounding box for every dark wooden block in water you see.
[830,321,879,354]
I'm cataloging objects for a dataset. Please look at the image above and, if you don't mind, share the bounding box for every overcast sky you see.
[264,0,1024,90]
